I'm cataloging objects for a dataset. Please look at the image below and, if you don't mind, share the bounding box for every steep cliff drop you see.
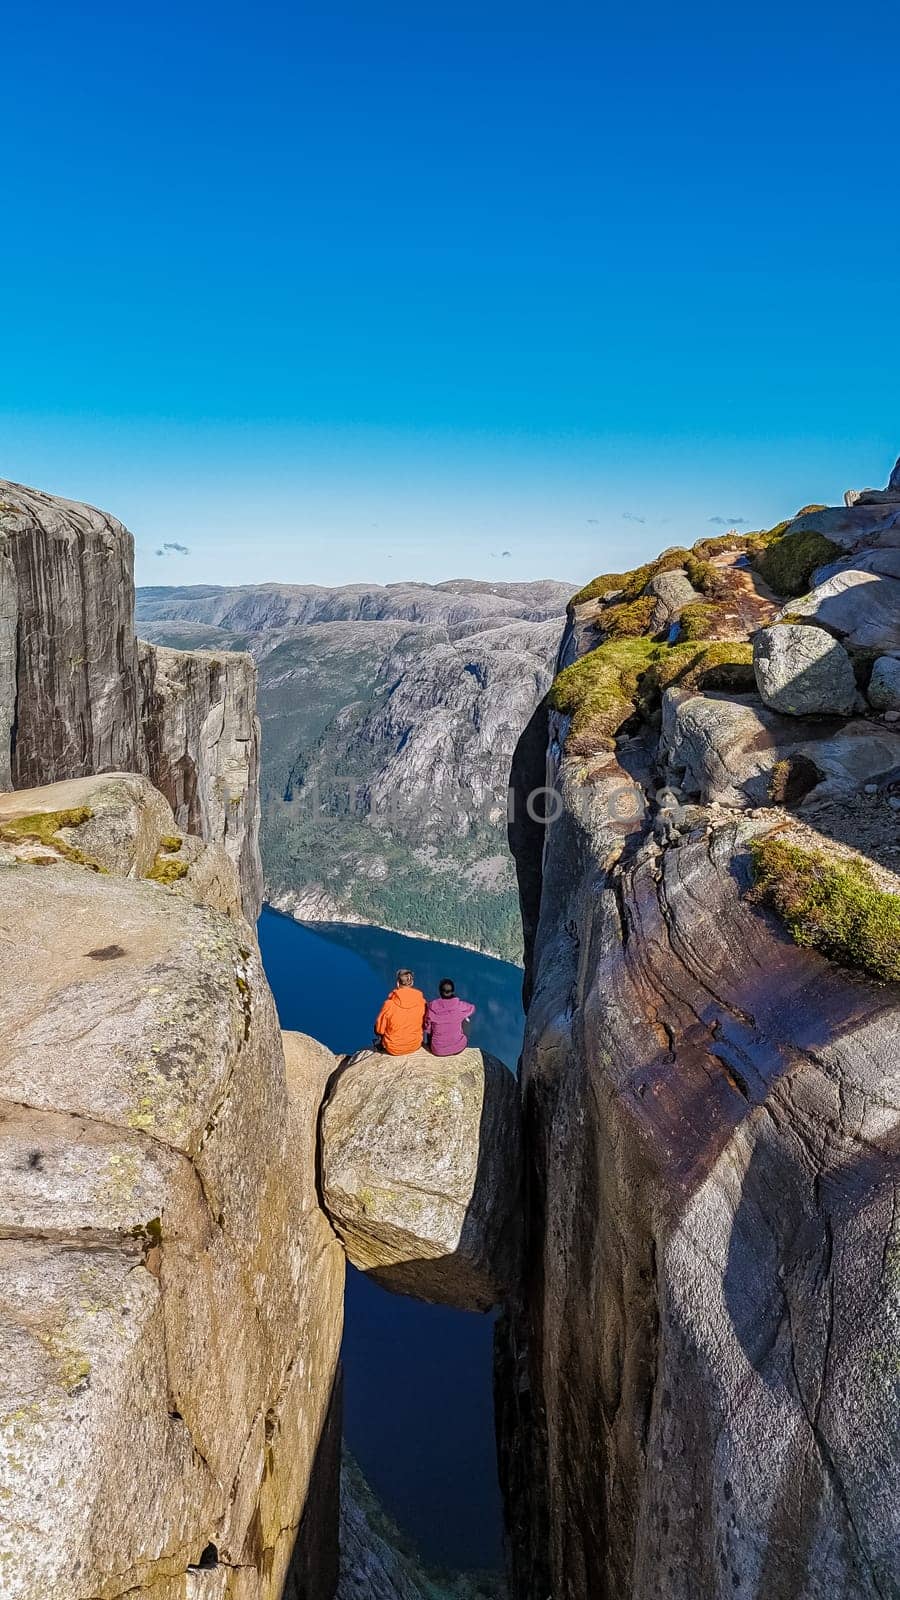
[502,463,900,1599]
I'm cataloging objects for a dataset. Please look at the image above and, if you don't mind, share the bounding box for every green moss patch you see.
[752,529,841,597]
[549,638,755,753]
[750,835,900,983]
[146,854,189,885]
[677,601,723,641]
[600,595,657,639]
[0,806,103,870]
[571,548,691,608]
[159,835,183,853]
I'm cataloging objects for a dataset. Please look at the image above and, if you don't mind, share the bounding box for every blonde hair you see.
[396,969,414,986]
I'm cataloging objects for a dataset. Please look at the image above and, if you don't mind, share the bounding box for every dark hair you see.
[439,978,455,998]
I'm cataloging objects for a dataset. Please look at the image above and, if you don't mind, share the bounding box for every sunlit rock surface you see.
[0,480,262,922]
[320,1047,522,1312]
[0,866,344,1598]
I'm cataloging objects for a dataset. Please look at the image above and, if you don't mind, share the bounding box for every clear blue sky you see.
[2,0,898,587]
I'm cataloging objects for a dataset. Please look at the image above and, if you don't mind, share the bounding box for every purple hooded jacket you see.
[425,995,475,1056]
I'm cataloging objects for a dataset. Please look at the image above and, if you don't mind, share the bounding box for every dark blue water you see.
[258,908,525,1572]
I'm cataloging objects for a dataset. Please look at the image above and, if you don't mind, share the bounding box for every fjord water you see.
[258,907,524,1571]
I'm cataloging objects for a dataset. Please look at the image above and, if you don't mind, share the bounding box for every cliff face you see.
[0,818,345,1597]
[139,589,565,958]
[0,481,262,921]
[503,467,900,1598]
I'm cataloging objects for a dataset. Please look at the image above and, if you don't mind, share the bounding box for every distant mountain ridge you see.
[137,579,571,958]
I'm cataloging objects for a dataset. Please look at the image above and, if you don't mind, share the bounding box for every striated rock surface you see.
[139,643,263,922]
[0,480,141,789]
[320,1047,522,1311]
[0,855,345,1599]
[501,460,900,1599]
[0,481,263,923]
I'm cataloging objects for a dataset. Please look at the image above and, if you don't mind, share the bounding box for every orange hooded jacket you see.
[375,986,427,1056]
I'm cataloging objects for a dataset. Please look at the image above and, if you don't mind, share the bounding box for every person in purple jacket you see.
[425,979,475,1057]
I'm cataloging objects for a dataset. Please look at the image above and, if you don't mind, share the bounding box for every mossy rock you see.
[571,548,691,608]
[677,601,723,641]
[752,529,841,597]
[600,595,657,639]
[751,835,900,984]
[549,637,755,753]
[146,853,189,885]
[0,807,104,870]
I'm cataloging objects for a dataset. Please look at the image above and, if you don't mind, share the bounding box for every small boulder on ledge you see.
[753,623,858,716]
[867,654,900,711]
[320,1047,522,1312]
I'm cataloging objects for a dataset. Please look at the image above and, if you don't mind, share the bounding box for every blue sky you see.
[2,0,898,587]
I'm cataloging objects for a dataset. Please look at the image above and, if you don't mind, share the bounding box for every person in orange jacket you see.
[374,969,427,1056]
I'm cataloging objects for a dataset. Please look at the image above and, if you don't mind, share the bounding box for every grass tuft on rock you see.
[147,854,189,885]
[750,835,900,984]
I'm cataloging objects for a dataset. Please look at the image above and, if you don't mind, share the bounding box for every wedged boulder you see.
[777,568,900,652]
[868,654,900,711]
[0,863,344,1598]
[320,1047,522,1311]
[753,623,857,716]
[139,642,263,922]
[0,772,243,919]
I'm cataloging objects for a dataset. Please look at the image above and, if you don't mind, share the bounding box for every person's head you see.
[439,978,455,999]
[396,969,415,988]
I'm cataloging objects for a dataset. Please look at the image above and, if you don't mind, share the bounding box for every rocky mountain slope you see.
[500,458,900,1598]
[138,583,569,958]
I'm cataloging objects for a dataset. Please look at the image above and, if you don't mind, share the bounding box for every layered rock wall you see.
[0,481,262,921]
[504,464,900,1598]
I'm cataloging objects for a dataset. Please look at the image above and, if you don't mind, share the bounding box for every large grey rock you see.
[661,692,900,807]
[867,654,900,711]
[778,569,900,652]
[753,624,858,716]
[0,481,264,924]
[0,864,344,1600]
[844,453,900,505]
[320,1047,522,1311]
[139,642,263,921]
[645,568,701,633]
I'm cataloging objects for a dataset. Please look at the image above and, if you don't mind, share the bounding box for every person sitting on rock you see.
[373,968,427,1056]
[425,979,476,1057]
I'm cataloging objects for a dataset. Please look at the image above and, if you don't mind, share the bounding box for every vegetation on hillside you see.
[750,835,900,983]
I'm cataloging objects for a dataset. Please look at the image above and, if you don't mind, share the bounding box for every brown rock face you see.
[0,480,262,922]
[0,862,344,1599]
